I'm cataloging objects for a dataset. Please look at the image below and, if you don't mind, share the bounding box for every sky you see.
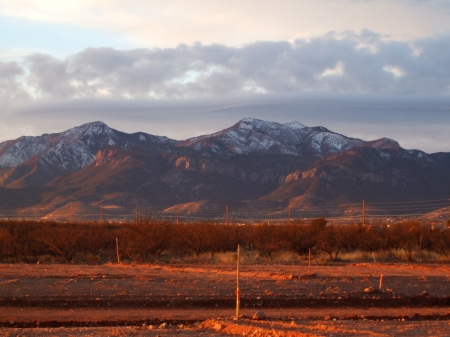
[1,0,450,153]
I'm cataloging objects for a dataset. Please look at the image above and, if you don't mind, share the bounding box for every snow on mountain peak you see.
[0,121,117,170]
[236,117,306,132]
[66,121,113,138]
[236,118,307,132]
[85,121,110,132]
[236,117,269,130]
[181,118,361,157]
[284,121,306,129]
[0,118,407,176]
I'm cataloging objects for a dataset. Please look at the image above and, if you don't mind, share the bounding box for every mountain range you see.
[1,118,449,222]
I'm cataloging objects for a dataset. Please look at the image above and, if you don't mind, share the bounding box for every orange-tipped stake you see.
[236,244,241,319]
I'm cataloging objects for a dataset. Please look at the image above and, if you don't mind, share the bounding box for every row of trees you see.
[0,218,449,263]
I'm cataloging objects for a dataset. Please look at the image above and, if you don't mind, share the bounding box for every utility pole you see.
[116,238,120,263]
[100,204,103,225]
[236,244,241,319]
[362,199,365,226]
[288,204,291,222]
[135,204,139,225]
[308,248,312,275]
[226,205,229,225]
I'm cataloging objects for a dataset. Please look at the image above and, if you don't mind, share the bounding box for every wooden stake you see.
[236,244,241,319]
[226,205,229,226]
[116,238,120,264]
[288,204,291,222]
[135,204,139,225]
[308,248,311,275]
[362,199,365,226]
[379,273,383,292]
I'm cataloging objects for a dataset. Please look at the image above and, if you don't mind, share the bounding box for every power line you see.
[1,196,449,223]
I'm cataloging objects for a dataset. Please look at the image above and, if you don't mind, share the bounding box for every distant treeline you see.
[1,218,450,263]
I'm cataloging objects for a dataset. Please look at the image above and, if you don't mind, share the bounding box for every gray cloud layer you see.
[10,93,450,154]
[2,31,450,154]
[2,30,450,104]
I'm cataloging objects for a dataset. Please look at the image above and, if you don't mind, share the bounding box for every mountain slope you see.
[263,145,450,215]
[0,122,175,188]
[0,118,449,220]
[178,117,364,157]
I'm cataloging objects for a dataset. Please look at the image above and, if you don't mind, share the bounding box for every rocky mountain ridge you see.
[178,117,365,157]
[0,118,449,220]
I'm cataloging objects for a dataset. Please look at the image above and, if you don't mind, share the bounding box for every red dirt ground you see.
[1,263,450,336]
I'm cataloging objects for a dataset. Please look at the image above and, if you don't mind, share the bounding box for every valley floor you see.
[1,263,449,336]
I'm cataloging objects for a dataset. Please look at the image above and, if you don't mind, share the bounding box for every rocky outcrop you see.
[0,119,449,216]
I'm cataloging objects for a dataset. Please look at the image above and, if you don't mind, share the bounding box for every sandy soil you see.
[2,319,450,337]
[1,263,450,336]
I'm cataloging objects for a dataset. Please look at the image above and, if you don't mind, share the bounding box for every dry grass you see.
[161,249,450,265]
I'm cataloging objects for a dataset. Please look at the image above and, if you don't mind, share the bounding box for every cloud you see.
[1,31,449,154]
[25,54,75,98]
[394,0,450,8]
[1,31,450,103]
[8,93,450,154]
[0,61,30,110]
[2,0,450,48]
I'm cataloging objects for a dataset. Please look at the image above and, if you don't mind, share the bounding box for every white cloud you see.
[0,1,449,162]
[2,0,450,49]
[320,61,345,77]
[1,31,449,103]
[383,65,405,77]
